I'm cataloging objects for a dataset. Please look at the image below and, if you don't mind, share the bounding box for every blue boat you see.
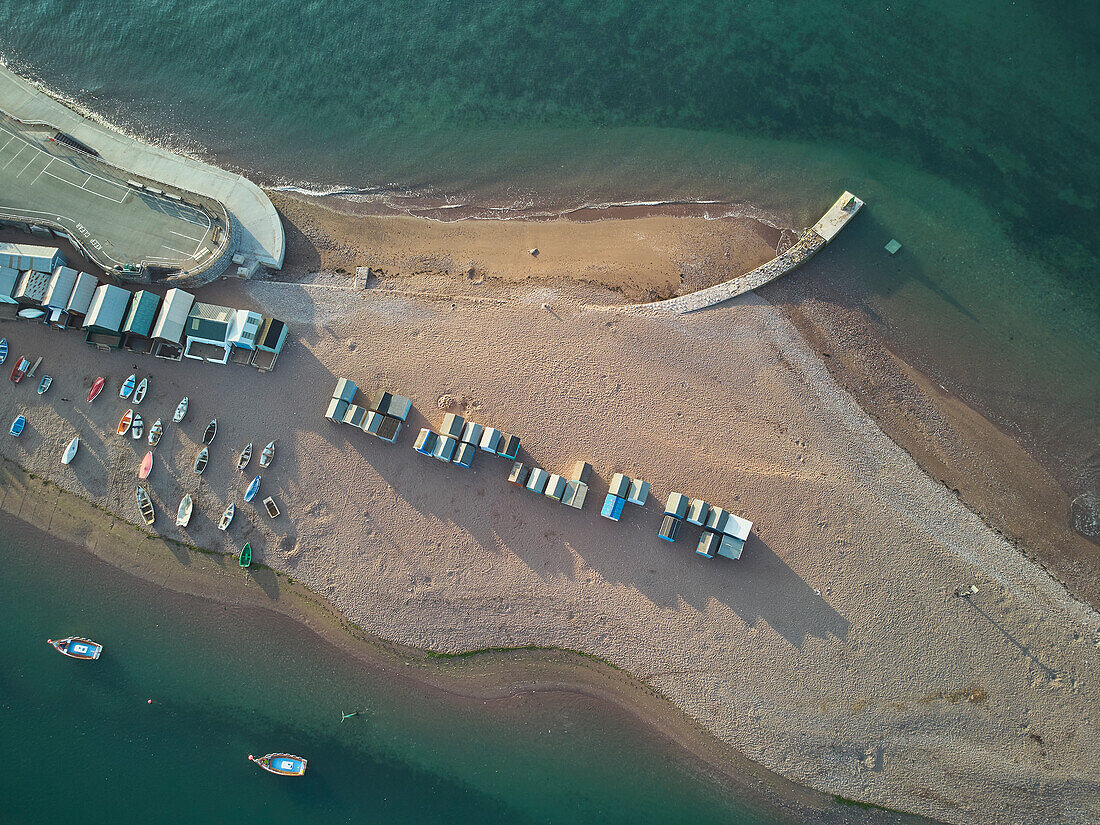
[47,636,103,660]
[9,415,25,437]
[244,475,261,503]
[249,752,307,776]
[0,337,7,365]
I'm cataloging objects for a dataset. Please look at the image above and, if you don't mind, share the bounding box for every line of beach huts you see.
[326,377,753,560]
[0,241,287,370]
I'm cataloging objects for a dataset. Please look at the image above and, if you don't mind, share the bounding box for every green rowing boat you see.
[239,543,252,568]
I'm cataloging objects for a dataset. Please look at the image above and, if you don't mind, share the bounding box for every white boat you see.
[259,440,276,469]
[37,375,51,395]
[120,374,136,399]
[18,307,45,320]
[218,503,235,531]
[173,397,188,423]
[203,419,217,445]
[244,475,261,503]
[176,494,193,527]
[193,446,209,475]
[61,436,79,465]
[237,442,253,472]
[136,486,155,525]
[132,377,148,405]
[262,496,280,519]
[0,337,7,364]
[148,419,163,447]
[131,413,144,440]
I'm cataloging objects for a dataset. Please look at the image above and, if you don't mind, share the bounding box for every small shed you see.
[65,271,97,316]
[658,515,682,543]
[0,266,19,304]
[696,532,719,558]
[13,269,51,305]
[497,433,520,461]
[452,442,475,468]
[43,266,79,310]
[685,499,710,527]
[252,317,288,369]
[375,415,401,443]
[717,535,744,560]
[333,378,358,404]
[461,421,484,445]
[479,427,502,454]
[440,413,465,439]
[705,506,729,534]
[508,462,530,486]
[120,290,161,339]
[368,390,392,413]
[0,242,65,273]
[151,288,195,343]
[526,467,549,494]
[227,309,264,350]
[561,480,588,510]
[342,404,367,429]
[544,474,566,501]
[724,513,753,541]
[600,494,625,521]
[664,492,689,519]
[627,479,650,506]
[432,435,456,462]
[83,284,131,333]
[414,428,437,456]
[380,394,412,421]
[325,397,349,422]
[609,473,631,499]
[569,461,592,484]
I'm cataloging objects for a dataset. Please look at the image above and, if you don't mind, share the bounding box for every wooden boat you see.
[10,356,30,383]
[18,307,45,320]
[117,409,134,435]
[237,442,253,471]
[176,494,193,527]
[173,396,188,423]
[87,376,105,402]
[248,753,306,776]
[136,486,155,525]
[10,415,25,436]
[131,413,144,440]
[202,419,217,445]
[120,373,136,399]
[132,377,148,405]
[244,475,261,503]
[61,436,79,465]
[0,337,7,364]
[239,542,252,568]
[139,451,153,479]
[218,503,235,531]
[262,496,280,518]
[148,419,163,447]
[47,637,102,660]
[37,375,51,394]
[259,440,276,469]
[193,446,209,475]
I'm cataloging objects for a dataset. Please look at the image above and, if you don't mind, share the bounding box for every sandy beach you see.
[1,195,1098,825]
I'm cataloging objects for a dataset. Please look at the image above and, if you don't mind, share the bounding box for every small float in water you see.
[47,637,102,660]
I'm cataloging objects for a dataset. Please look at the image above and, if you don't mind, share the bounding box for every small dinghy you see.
[239,542,252,568]
[47,637,102,660]
[131,413,144,440]
[18,307,45,320]
[139,451,153,479]
[218,503,235,531]
[10,356,30,383]
[173,396,188,423]
[244,475,261,503]
[249,753,306,776]
[202,418,217,445]
[0,337,7,364]
[132,377,148,405]
[10,415,25,437]
[87,376,105,402]
[263,496,280,519]
[37,375,51,395]
[237,442,253,471]
[176,494,193,527]
[193,446,209,475]
[259,440,276,469]
[148,419,163,447]
[117,409,134,435]
[61,436,79,465]
[136,486,155,525]
[120,374,136,399]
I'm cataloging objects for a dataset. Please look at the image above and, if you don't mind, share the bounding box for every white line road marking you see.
[0,144,22,170]
[0,135,13,153]
[159,244,192,256]
[16,155,37,178]
[31,157,54,185]
[169,229,203,242]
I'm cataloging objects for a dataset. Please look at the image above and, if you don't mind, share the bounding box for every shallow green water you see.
[0,514,799,824]
[0,2,1095,501]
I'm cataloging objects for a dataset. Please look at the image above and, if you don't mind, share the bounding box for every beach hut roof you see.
[83,284,131,332]
[0,266,19,303]
[151,287,195,342]
[186,301,235,342]
[14,269,51,303]
[43,266,79,309]
[120,290,161,337]
[257,317,287,352]
[227,309,264,348]
[65,272,98,315]
[0,242,65,273]
[333,377,358,403]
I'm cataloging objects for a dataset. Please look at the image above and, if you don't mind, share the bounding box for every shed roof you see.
[44,266,79,309]
[257,318,287,352]
[15,269,51,303]
[65,272,98,314]
[0,266,18,303]
[186,302,234,342]
[0,242,64,272]
[150,288,195,342]
[83,284,131,332]
[121,290,161,337]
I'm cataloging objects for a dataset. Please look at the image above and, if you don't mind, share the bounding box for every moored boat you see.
[0,337,7,364]
[139,451,153,479]
[248,753,305,776]
[61,436,79,465]
[148,419,163,447]
[136,486,155,525]
[37,375,51,394]
[47,637,102,660]
[173,397,188,423]
[203,419,217,445]
[244,475,261,503]
[219,502,235,531]
[237,442,253,471]
[18,307,45,320]
[117,409,134,435]
[193,446,209,475]
[263,496,280,518]
[87,376,105,402]
[10,356,30,383]
[120,373,136,399]
[259,440,276,468]
[131,413,144,440]
[176,494,193,527]
[132,377,148,405]
[239,542,252,568]
[10,414,25,436]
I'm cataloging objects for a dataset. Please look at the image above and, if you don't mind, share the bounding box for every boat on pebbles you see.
[131,413,144,440]
[218,503,235,531]
[193,446,209,475]
[61,436,79,465]
[237,443,253,471]
[139,451,153,479]
[176,494,193,527]
[120,374,136,399]
[117,409,133,435]
[136,486,155,525]
[244,475,261,503]
[148,419,163,447]
[173,397,188,423]
[202,419,217,445]
[132,377,148,405]
[259,440,276,468]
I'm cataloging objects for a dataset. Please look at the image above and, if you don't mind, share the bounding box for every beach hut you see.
[380,394,412,421]
[525,467,549,495]
[664,492,689,520]
[325,397,349,422]
[440,413,465,440]
[13,269,51,305]
[717,535,745,560]
[83,284,131,347]
[368,390,392,414]
[363,411,383,435]
[600,494,625,521]
[227,309,264,350]
[414,428,437,456]
[120,289,161,349]
[452,442,475,468]
[64,271,97,319]
[432,435,456,462]
[704,506,729,534]
[184,301,235,363]
[627,478,650,506]
[696,532,719,559]
[717,515,753,560]
[342,404,367,429]
[508,462,530,486]
[43,266,79,311]
[151,287,195,344]
[461,421,483,446]
[375,415,401,443]
[479,427,502,454]
[685,499,710,527]
[569,461,592,484]
[658,515,682,543]
[561,480,588,510]
[252,317,288,370]
[608,473,631,499]
[544,474,566,501]
[0,242,65,273]
[497,433,520,461]
[0,266,19,304]
[333,378,358,404]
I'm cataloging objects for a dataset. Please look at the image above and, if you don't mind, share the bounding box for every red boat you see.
[87,376,105,402]
[9,356,30,383]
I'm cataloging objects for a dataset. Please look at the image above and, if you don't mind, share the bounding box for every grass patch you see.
[832,795,903,814]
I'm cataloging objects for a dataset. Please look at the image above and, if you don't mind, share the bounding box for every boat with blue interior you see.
[47,636,103,660]
[249,753,307,776]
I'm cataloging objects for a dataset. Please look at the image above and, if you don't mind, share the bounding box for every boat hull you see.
[240,543,252,568]
[250,753,304,776]
[48,637,103,660]
[10,415,24,436]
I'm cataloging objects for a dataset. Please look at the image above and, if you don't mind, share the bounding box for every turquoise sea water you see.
[0,514,806,824]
